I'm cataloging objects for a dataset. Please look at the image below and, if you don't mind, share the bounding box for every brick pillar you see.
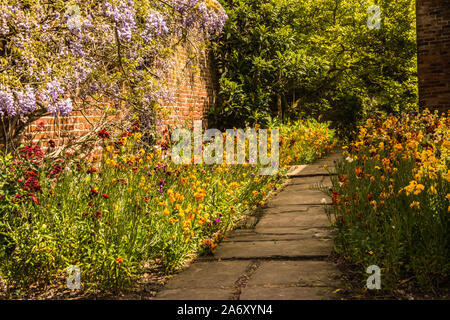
[416,0,450,112]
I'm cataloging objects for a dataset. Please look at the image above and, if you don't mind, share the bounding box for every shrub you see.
[212,0,418,134]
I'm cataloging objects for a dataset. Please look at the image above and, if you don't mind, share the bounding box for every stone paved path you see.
[155,153,342,300]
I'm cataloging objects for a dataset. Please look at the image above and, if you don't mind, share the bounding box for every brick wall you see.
[20,46,218,149]
[416,0,450,112]
[162,47,218,130]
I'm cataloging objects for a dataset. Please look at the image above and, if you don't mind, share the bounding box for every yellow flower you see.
[410,201,420,209]
[163,208,170,215]
[413,184,425,195]
[429,185,437,194]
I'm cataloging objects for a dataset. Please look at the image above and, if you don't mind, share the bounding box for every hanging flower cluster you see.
[0,0,227,128]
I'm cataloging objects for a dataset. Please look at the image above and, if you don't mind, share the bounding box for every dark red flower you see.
[98,130,110,139]
[20,144,44,161]
[23,176,41,192]
[48,139,56,148]
[88,200,94,206]
[90,188,98,198]
[87,167,98,174]
[48,165,62,178]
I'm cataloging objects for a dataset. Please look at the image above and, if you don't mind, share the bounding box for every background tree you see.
[211,0,418,136]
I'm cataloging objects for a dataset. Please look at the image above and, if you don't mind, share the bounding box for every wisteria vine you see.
[0,0,227,142]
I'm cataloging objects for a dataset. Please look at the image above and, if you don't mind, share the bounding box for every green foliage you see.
[211,0,418,135]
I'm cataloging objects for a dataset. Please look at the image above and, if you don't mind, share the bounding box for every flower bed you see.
[0,120,336,295]
[279,119,338,166]
[329,110,449,292]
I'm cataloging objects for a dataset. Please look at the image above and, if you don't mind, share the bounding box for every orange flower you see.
[115,256,123,265]
[355,167,364,178]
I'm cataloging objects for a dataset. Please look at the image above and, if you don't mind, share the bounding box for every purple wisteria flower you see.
[103,0,137,42]
[142,11,169,43]
[15,87,37,114]
[0,90,15,117]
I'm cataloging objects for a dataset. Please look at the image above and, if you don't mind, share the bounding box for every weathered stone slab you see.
[285,176,332,191]
[155,288,231,300]
[289,165,335,177]
[288,175,330,186]
[256,206,330,230]
[214,239,332,259]
[163,261,250,290]
[286,165,307,177]
[247,261,340,287]
[267,190,331,206]
[225,228,331,242]
[240,286,336,300]
[262,206,309,214]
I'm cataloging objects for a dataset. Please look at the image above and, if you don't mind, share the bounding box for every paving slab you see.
[256,206,331,230]
[240,286,336,300]
[289,165,336,177]
[225,228,331,242]
[163,261,250,290]
[288,175,331,187]
[267,190,331,206]
[155,288,231,300]
[284,181,332,192]
[247,261,340,287]
[213,239,332,259]
[261,206,309,214]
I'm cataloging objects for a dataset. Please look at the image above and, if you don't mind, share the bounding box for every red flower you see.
[48,139,56,148]
[48,165,62,178]
[87,167,98,174]
[90,188,98,198]
[95,211,102,218]
[23,176,41,192]
[20,144,44,161]
[331,191,341,205]
[102,193,109,199]
[31,195,39,204]
[160,141,170,151]
[98,130,110,139]
[88,200,94,206]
